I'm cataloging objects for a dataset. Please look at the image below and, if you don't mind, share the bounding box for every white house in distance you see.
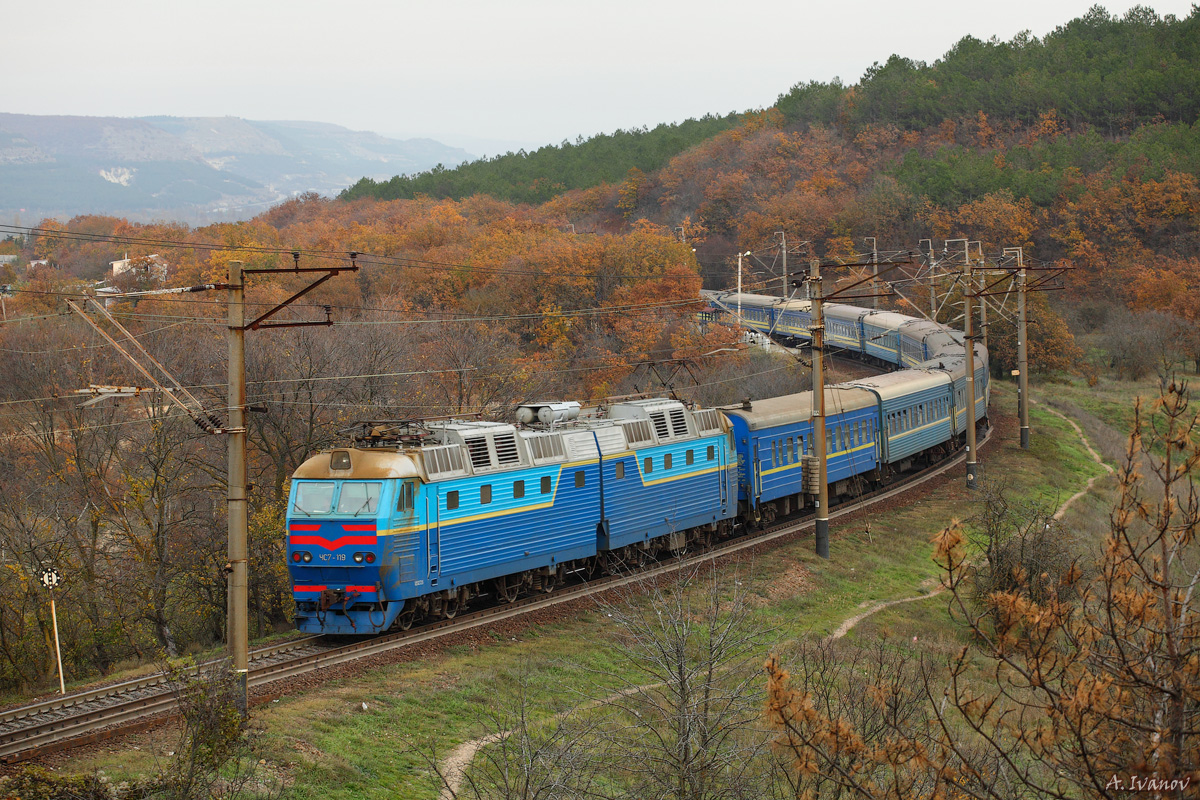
[110,253,169,280]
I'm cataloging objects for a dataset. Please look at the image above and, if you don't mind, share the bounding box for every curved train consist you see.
[285,291,989,634]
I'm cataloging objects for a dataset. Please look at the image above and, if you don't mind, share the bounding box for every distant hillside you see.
[0,114,472,224]
[341,113,745,205]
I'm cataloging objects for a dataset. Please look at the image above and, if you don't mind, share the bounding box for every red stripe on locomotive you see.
[289,534,377,550]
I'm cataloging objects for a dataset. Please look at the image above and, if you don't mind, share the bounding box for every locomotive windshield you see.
[293,481,334,514]
[336,482,381,515]
[291,480,383,516]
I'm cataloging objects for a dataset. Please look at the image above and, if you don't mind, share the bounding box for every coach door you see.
[718,440,729,510]
[428,489,443,582]
[752,442,762,500]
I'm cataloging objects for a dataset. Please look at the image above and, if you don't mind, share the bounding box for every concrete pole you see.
[963,258,979,489]
[811,259,830,558]
[227,261,249,714]
[1018,265,1030,449]
[866,237,879,311]
[920,239,937,322]
[976,246,988,351]
[779,232,788,299]
[737,251,743,323]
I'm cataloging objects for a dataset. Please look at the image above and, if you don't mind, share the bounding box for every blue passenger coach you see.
[722,387,880,521]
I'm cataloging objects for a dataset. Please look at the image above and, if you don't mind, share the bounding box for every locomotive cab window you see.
[396,481,415,513]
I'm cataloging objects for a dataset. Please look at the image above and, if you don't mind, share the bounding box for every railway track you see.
[1,426,988,764]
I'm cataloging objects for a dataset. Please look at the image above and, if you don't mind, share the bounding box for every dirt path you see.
[830,576,945,640]
[437,733,506,800]
[1031,398,1115,520]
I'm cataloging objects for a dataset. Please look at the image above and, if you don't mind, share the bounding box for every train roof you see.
[294,448,423,481]
[859,310,912,328]
[721,387,875,431]
[913,348,987,379]
[844,369,950,400]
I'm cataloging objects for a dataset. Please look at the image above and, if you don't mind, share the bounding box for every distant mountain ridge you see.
[0,114,473,224]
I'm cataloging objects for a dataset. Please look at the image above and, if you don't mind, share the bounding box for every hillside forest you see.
[0,4,1198,693]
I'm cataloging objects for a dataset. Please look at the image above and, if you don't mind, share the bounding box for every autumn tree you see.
[586,563,773,800]
[768,377,1200,799]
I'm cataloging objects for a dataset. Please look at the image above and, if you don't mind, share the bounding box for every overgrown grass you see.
[59,378,1156,799]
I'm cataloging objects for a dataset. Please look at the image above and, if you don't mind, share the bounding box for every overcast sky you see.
[8,1,1196,157]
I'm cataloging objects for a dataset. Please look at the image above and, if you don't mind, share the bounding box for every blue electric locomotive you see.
[286,399,736,634]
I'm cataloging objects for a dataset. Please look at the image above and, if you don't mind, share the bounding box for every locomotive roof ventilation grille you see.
[527,433,566,462]
[669,408,689,437]
[619,419,654,447]
[493,432,520,465]
[424,444,465,478]
[693,409,721,435]
[465,437,492,470]
[649,411,671,440]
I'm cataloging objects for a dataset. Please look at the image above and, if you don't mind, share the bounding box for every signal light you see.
[365,553,376,564]
[292,552,301,562]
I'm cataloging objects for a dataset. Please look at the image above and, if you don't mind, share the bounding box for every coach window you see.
[615,462,625,479]
[541,476,552,494]
[480,485,492,505]
[513,480,525,499]
[396,481,415,513]
[686,450,694,465]
[645,456,653,473]
[446,490,459,511]
[575,471,585,488]
[707,445,715,460]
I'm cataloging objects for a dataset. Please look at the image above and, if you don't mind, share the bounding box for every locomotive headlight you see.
[302,552,312,563]
[353,552,364,563]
